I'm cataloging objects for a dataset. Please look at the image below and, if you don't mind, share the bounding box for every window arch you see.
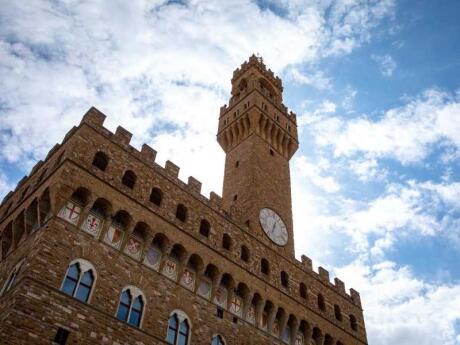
[199,219,210,237]
[281,271,289,288]
[318,294,326,312]
[334,304,342,321]
[149,187,162,206]
[166,310,191,345]
[122,170,136,189]
[350,314,358,331]
[92,151,109,171]
[176,204,187,222]
[261,258,269,275]
[211,335,225,345]
[116,286,145,328]
[240,245,250,262]
[61,259,96,303]
[0,259,24,296]
[222,233,232,250]
[299,282,307,299]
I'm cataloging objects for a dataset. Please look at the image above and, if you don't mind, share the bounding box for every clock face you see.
[259,208,288,246]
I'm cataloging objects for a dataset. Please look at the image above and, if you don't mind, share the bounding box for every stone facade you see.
[0,56,368,345]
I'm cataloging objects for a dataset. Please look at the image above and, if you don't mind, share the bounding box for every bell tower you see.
[217,55,299,258]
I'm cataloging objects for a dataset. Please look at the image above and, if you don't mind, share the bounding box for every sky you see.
[1,0,460,344]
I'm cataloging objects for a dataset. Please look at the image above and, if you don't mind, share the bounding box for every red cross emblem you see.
[64,202,80,222]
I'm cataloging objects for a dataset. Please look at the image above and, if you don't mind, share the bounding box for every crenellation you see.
[164,160,180,178]
[30,160,44,176]
[81,106,106,127]
[114,126,133,146]
[301,255,313,271]
[45,144,60,160]
[187,176,202,194]
[15,176,28,190]
[209,192,223,208]
[141,144,157,164]
[63,126,78,142]
[334,278,346,295]
[350,289,362,308]
[318,266,330,284]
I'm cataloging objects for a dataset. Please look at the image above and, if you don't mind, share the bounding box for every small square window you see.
[216,307,224,319]
[233,317,238,324]
[235,161,239,168]
[233,194,238,201]
[53,328,70,345]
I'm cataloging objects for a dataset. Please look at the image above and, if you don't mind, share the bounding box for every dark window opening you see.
[334,305,342,321]
[53,328,70,345]
[269,149,274,156]
[235,160,239,168]
[300,283,307,299]
[199,219,210,237]
[233,194,237,201]
[149,187,162,206]
[261,258,269,275]
[350,314,358,331]
[175,204,187,222]
[240,245,250,262]
[281,271,289,288]
[222,234,232,250]
[121,170,136,189]
[318,294,326,312]
[216,307,224,319]
[92,152,108,171]
[233,317,238,324]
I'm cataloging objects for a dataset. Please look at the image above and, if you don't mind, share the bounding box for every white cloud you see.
[293,155,341,193]
[286,67,332,90]
[337,260,460,345]
[309,88,460,164]
[371,53,397,76]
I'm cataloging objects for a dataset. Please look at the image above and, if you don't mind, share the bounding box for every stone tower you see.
[218,55,299,258]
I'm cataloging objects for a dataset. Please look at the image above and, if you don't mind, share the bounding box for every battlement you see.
[232,54,283,92]
[79,108,226,215]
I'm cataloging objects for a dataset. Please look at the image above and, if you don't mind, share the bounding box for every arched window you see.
[211,335,225,345]
[92,151,108,171]
[318,294,326,312]
[281,271,289,288]
[149,187,162,206]
[299,282,307,299]
[350,314,358,331]
[166,311,191,345]
[122,170,136,189]
[199,219,210,237]
[222,233,232,250]
[61,260,95,303]
[334,304,342,321]
[0,259,24,296]
[176,204,187,222]
[116,287,144,328]
[261,258,269,275]
[240,245,250,262]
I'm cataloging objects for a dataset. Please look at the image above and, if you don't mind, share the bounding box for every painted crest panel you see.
[162,258,178,281]
[213,286,228,308]
[143,246,162,271]
[272,320,280,336]
[81,213,103,237]
[58,201,81,225]
[261,312,268,331]
[197,279,211,300]
[124,236,143,260]
[180,268,196,291]
[246,305,256,324]
[295,334,304,345]
[104,225,124,249]
[230,295,243,316]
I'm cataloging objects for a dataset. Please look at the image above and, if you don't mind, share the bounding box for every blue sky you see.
[1,1,460,344]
